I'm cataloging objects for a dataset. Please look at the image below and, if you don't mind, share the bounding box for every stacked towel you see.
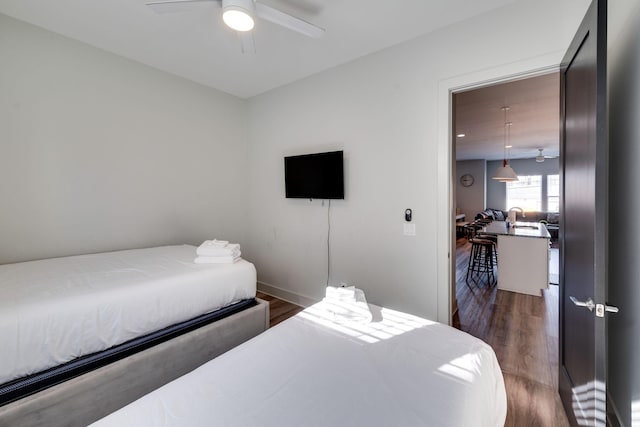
[194,240,241,264]
[197,240,240,257]
[319,286,373,323]
[194,256,240,264]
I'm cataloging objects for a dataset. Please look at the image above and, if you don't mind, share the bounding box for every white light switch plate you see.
[403,224,416,236]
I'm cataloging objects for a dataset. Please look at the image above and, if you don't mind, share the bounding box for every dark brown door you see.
[559,0,608,425]
[607,0,640,424]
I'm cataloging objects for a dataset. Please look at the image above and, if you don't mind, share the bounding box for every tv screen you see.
[284,151,344,199]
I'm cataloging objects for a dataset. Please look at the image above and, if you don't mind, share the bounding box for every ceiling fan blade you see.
[146,0,219,14]
[255,2,324,38]
[238,31,256,54]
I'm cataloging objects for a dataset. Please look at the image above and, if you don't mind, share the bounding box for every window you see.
[506,175,542,212]
[547,174,560,212]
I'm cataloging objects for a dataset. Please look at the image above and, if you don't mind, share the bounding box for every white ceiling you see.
[0,0,518,99]
[455,72,560,161]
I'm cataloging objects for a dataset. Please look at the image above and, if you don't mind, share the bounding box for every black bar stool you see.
[475,232,498,265]
[464,221,484,239]
[456,221,469,238]
[465,238,497,287]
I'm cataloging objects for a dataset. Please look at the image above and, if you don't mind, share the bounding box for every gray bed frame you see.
[0,298,269,427]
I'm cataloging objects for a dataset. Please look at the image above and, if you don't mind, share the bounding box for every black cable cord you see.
[326,199,331,287]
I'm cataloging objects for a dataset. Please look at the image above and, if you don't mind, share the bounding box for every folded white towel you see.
[197,245,240,257]
[208,248,240,258]
[325,285,357,303]
[194,255,241,264]
[320,286,372,323]
[196,240,240,257]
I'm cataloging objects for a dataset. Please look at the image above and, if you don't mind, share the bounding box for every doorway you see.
[450,73,567,425]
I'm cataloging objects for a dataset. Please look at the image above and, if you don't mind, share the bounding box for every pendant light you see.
[492,106,519,182]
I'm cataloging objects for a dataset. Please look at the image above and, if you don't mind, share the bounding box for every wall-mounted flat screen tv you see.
[284,150,344,199]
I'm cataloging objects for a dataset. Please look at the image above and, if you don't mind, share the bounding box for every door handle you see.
[570,296,620,317]
[595,303,619,317]
[570,296,595,312]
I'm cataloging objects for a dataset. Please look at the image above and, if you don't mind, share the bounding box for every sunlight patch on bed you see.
[298,305,435,344]
[436,353,482,384]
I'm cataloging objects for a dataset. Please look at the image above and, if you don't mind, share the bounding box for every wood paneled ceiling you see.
[455,72,560,161]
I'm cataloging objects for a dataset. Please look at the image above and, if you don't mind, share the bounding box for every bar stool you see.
[464,221,484,239]
[465,238,497,287]
[456,221,469,238]
[475,232,498,265]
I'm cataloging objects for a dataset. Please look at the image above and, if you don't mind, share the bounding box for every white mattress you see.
[92,303,507,427]
[0,245,256,384]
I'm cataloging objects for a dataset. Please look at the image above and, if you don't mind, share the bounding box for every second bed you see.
[93,301,507,426]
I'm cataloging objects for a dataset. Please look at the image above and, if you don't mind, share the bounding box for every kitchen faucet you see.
[508,207,525,223]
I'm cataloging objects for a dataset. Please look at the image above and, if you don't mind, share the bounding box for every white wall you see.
[0,14,248,264]
[456,160,486,222]
[246,0,590,319]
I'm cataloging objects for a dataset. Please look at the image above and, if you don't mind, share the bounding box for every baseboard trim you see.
[257,281,317,308]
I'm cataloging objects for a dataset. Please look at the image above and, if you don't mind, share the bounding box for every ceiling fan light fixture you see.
[223,0,255,32]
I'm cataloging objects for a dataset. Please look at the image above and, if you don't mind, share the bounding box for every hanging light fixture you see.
[492,106,519,182]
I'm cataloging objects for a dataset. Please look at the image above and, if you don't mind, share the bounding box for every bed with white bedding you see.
[93,302,507,427]
[0,245,268,426]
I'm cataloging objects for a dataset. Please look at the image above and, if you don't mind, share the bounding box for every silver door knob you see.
[570,296,595,312]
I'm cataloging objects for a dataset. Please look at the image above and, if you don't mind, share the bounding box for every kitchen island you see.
[483,221,551,296]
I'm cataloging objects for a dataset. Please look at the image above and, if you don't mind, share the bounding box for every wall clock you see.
[460,174,474,187]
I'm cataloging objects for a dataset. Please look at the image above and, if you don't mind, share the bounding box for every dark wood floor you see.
[453,237,569,427]
[256,291,304,327]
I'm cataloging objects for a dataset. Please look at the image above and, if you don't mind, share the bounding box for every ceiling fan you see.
[535,148,557,162]
[146,0,325,53]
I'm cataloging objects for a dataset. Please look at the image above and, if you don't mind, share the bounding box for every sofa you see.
[475,208,507,221]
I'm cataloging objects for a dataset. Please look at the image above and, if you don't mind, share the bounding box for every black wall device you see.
[405,209,412,222]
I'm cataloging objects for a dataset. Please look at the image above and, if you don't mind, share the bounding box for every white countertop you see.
[483,221,551,239]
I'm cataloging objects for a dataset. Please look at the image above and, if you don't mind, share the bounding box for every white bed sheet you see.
[0,245,256,384]
[92,302,507,427]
